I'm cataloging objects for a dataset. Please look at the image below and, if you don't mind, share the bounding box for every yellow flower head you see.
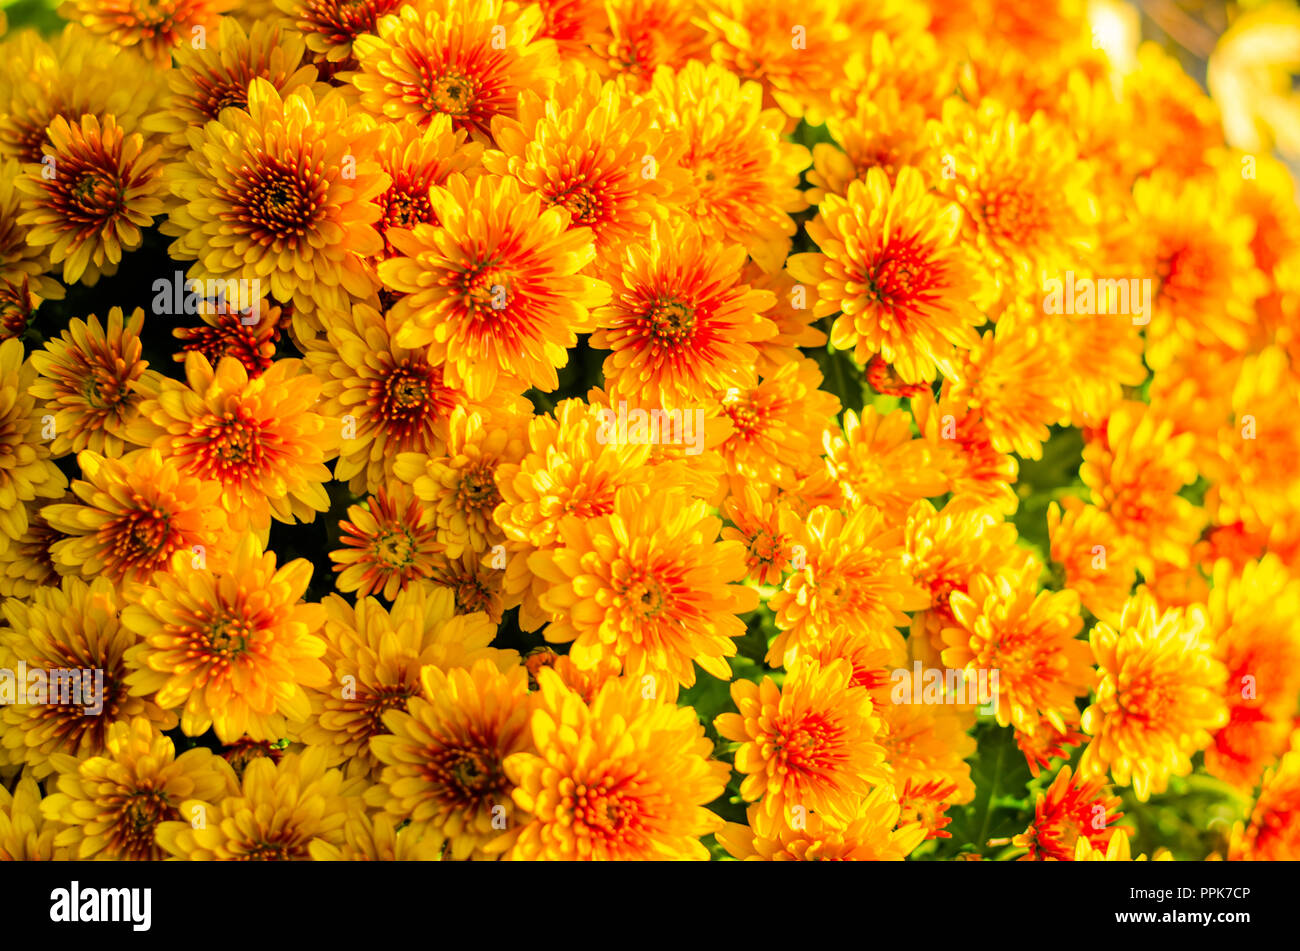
[121,533,330,743]
[367,658,533,860]
[1080,588,1228,801]
[716,658,890,837]
[530,485,759,691]
[501,668,728,860]
[40,716,239,859]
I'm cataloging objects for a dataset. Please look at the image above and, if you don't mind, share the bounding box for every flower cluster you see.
[1,0,1298,863]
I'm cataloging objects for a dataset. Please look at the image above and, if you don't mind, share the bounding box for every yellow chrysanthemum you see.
[0,157,62,304]
[42,448,231,586]
[144,17,322,158]
[27,307,161,458]
[40,716,238,859]
[717,787,926,861]
[530,485,758,691]
[393,406,529,560]
[499,668,728,860]
[305,301,518,494]
[804,87,937,204]
[0,775,71,860]
[824,407,950,523]
[0,576,176,778]
[1079,589,1228,801]
[366,659,533,860]
[0,496,70,599]
[121,533,330,743]
[790,166,986,384]
[942,570,1092,735]
[163,78,388,319]
[296,584,515,777]
[156,747,363,860]
[0,338,69,547]
[308,811,444,861]
[647,60,809,273]
[0,25,161,165]
[767,504,925,667]
[349,0,559,141]
[15,114,164,287]
[379,172,609,398]
[715,658,890,837]
[128,353,339,539]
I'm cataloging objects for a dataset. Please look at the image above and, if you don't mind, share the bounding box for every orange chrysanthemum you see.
[499,668,728,860]
[42,448,231,586]
[128,353,339,539]
[15,114,164,286]
[1047,497,1137,625]
[59,0,233,65]
[717,788,926,861]
[530,486,758,691]
[716,658,890,837]
[590,220,777,404]
[331,486,443,601]
[647,60,809,272]
[1080,400,1204,573]
[790,166,986,384]
[767,504,925,667]
[379,172,609,398]
[349,0,559,141]
[942,570,1092,735]
[492,398,658,630]
[1080,589,1228,801]
[121,534,331,742]
[485,64,691,270]
[1011,765,1122,861]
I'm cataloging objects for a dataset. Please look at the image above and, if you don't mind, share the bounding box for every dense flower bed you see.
[0,0,1298,862]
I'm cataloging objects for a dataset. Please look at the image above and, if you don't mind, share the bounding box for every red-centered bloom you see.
[590,219,777,405]
[380,173,609,399]
[349,0,559,142]
[16,114,164,286]
[789,166,986,384]
[331,486,443,601]
[1012,765,1123,861]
